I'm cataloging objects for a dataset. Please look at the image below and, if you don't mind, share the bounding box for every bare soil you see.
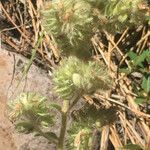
[0,49,57,150]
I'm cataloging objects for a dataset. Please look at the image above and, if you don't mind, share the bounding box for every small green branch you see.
[35,126,57,144]
[68,95,80,112]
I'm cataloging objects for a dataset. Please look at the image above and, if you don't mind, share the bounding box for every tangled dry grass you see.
[0,0,150,149]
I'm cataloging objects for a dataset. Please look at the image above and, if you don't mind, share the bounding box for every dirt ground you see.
[0,50,17,150]
[0,49,57,150]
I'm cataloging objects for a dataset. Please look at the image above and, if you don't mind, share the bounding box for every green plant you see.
[135,76,150,105]
[120,50,150,105]
[120,143,142,150]
[9,92,58,142]
[8,56,112,149]
[53,56,112,101]
[8,0,150,149]
[41,0,149,39]
[66,104,117,149]
[41,0,99,58]
[100,0,148,33]
[52,56,112,149]
[87,0,149,32]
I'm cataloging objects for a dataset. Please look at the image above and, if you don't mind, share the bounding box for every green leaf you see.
[128,51,137,60]
[49,103,62,112]
[37,112,50,116]
[135,97,145,104]
[134,50,150,67]
[118,14,128,23]
[119,68,131,74]
[35,132,58,143]
[146,52,150,63]
[15,122,34,133]
[141,76,150,93]
[44,132,58,142]
[40,115,54,126]
[146,16,150,21]
[122,143,142,150]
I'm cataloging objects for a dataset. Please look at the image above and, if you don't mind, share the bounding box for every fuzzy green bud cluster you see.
[100,0,149,32]
[41,0,149,58]
[53,56,112,101]
[9,92,54,132]
[41,0,99,57]
[41,0,149,38]
[86,0,149,32]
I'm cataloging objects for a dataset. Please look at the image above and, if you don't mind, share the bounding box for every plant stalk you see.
[58,100,69,150]
[58,97,80,149]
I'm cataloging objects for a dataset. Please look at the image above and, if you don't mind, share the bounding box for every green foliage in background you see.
[96,0,149,32]
[121,143,142,150]
[120,50,150,105]
[66,104,117,149]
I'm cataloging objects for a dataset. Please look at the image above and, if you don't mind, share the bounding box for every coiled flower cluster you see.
[9,92,54,131]
[53,56,112,101]
[41,0,99,57]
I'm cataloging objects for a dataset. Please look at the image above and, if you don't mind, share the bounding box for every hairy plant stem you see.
[58,97,80,150]
[58,100,69,150]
